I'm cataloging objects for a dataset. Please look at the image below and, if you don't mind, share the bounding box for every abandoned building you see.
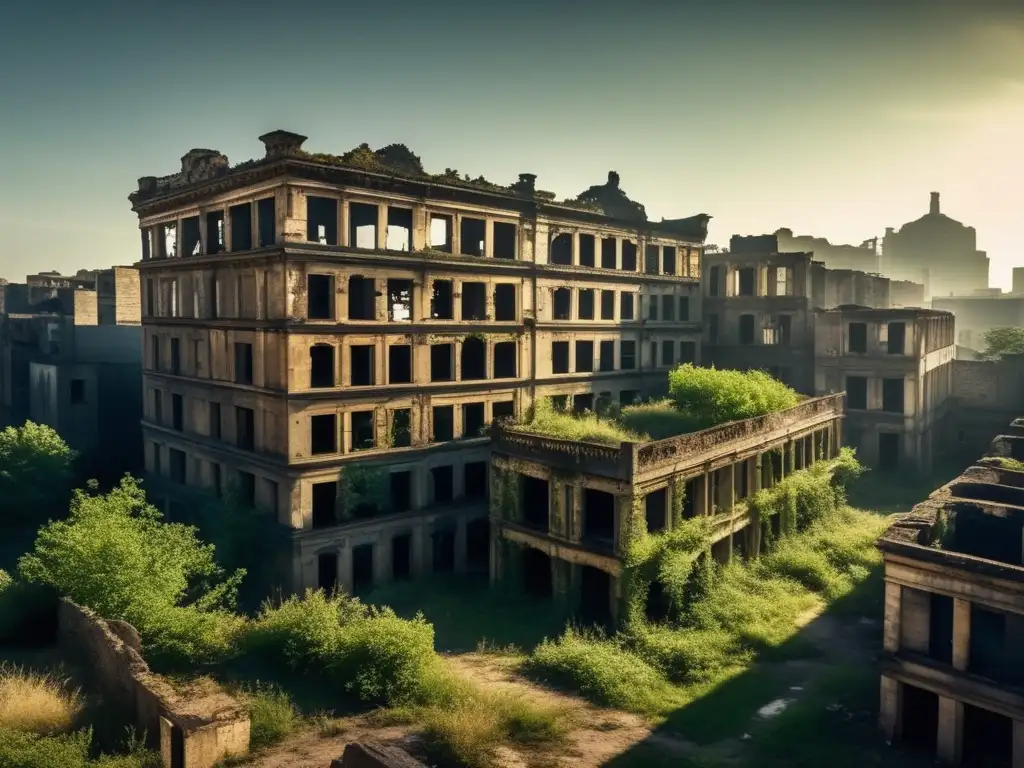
[814,307,955,472]
[774,227,881,273]
[489,394,845,625]
[0,266,143,479]
[878,426,1024,766]
[932,293,1024,355]
[128,131,708,595]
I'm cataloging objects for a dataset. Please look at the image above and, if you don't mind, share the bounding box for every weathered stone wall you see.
[57,599,249,768]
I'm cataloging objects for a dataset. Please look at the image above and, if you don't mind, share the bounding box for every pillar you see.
[883,581,902,652]
[376,203,388,250]
[1013,720,1024,768]
[936,696,963,765]
[879,675,902,742]
[337,544,353,594]
[952,598,971,671]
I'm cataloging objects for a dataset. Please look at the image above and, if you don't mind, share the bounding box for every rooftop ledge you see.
[492,393,844,480]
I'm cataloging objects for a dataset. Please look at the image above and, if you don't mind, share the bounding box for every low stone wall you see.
[57,599,249,768]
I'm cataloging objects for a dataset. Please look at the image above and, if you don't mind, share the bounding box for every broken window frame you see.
[386,278,413,322]
[349,201,378,249]
[428,214,453,253]
[459,216,486,257]
[306,196,339,246]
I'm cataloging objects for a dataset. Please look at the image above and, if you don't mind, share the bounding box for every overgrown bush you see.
[513,398,646,445]
[618,400,697,440]
[667,364,800,431]
[242,683,298,750]
[0,665,83,735]
[0,726,160,768]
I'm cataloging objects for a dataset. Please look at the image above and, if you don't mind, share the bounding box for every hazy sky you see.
[1,0,1021,287]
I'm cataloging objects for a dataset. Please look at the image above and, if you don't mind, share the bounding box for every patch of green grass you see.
[0,726,161,768]
[619,400,699,439]
[513,397,647,445]
[979,455,1024,472]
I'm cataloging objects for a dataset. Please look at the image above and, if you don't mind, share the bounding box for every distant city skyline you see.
[0,0,1020,288]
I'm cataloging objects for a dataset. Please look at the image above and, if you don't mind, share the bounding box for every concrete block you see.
[333,742,426,768]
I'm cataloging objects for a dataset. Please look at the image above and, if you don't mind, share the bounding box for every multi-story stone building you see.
[814,307,954,472]
[932,293,1024,355]
[129,131,708,595]
[878,425,1024,766]
[489,394,845,624]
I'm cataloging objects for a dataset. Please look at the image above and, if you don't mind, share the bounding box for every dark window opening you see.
[234,342,253,385]
[888,322,906,355]
[621,341,636,370]
[386,279,412,322]
[736,267,755,296]
[170,337,181,375]
[70,378,85,404]
[573,393,594,414]
[349,202,378,249]
[846,376,867,410]
[645,578,669,624]
[171,393,183,431]
[663,246,677,275]
[463,402,485,438]
[849,322,868,353]
[882,378,904,413]
[553,288,571,320]
[601,237,616,269]
[492,401,514,421]
[350,345,376,386]
[431,344,454,382]
[141,229,152,261]
[648,296,659,321]
[928,593,954,665]
[429,214,452,252]
[461,282,487,321]
[522,548,553,599]
[312,482,338,528]
[235,406,255,451]
[521,475,550,531]
[662,295,675,322]
[431,280,453,319]
[900,684,938,754]
[307,197,339,245]
[575,340,594,373]
[432,405,454,442]
[169,449,186,485]
[392,534,411,581]
[145,279,155,317]
[599,340,615,372]
[390,409,411,448]
[494,222,516,259]
[494,341,517,379]
[552,341,570,374]
[257,197,275,247]
[646,488,667,532]
[964,703,1013,767]
[662,340,674,367]
[348,275,376,321]
[951,505,1024,564]
[350,410,375,451]
[620,293,634,320]
[708,265,721,297]
[230,203,252,251]
[494,284,516,321]
[460,217,486,256]
[600,290,614,320]
[237,470,256,507]
[388,345,411,384]
[307,274,334,320]
[739,314,756,344]
[390,471,412,513]
[550,233,572,265]
[583,489,615,547]
[206,211,225,254]
[209,402,221,439]
[678,295,690,321]
[352,544,373,593]
[579,234,596,267]
[467,518,490,570]
[683,478,697,518]
[432,529,455,573]
[878,432,900,470]
[466,462,488,499]
[318,552,338,591]
[551,395,569,410]
[578,289,595,320]
[386,207,412,251]
[432,465,454,504]
[182,216,201,257]
[311,414,337,454]
[679,341,696,364]
[645,245,660,275]
[596,391,613,415]
[461,337,486,380]
[650,341,658,367]
[621,240,637,271]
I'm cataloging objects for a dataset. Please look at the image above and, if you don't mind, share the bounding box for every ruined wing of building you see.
[128,130,709,595]
[878,422,1024,767]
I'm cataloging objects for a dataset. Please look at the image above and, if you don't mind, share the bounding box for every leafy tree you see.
[0,422,76,526]
[980,327,1024,360]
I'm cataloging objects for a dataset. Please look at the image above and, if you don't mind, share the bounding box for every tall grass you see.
[240,683,298,750]
[619,400,698,440]
[0,665,83,735]
[513,398,646,445]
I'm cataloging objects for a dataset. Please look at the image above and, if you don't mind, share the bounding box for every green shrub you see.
[0,726,159,768]
[243,683,298,750]
[512,398,646,445]
[979,455,1024,472]
[0,422,76,529]
[618,400,698,439]
[667,365,800,431]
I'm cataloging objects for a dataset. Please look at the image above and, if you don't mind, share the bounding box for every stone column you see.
[700,470,710,515]
[936,696,964,765]
[952,598,971,671]
[337,544,353,595]
[340,200,351,248]
[484,220,494,258]
[1012,720,1024,768]
[883,581,902,652]
[879,676,902,742]
[376,204,389,250]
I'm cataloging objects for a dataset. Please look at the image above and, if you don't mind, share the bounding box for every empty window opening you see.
[601,237,616,269]
[209,402,221,440]
[312,481,338,528]
[600,290,614,320]
[661,295,675,321]
[230,203,253,251]
[431,280,453,319]
[878,432,900,471]
[521,475,550,531]
[163,222,178,258]
[645,577,669,624]
[964,703,1013,766]
[317,552,338,591]
[550,395,569,411]
[181,216,201,256]
[599,340,615,372]
[349,202,378,249]
[887,322,906,355]
[679,341,696,364]
[493,222,516,259]
[846,376,867,410]
[429,214,453,252]
[682,477,698,518]
[552,341,570,374]
[583,489,615,546]
[257,198,275,247]
[620,293,635,320]
[573,393,594,414]
[621,240,637,271]
[595,392,613,415]
[432,465,454,504]
[388,345,412,384]
[645,488,667,532]
[900,684,938,755]
[578,289,595,320]
[460,217,486,256]
[170,337,181,374]
[206,211,225,254]
[145,278,155,317]
[352,544,374,594]
[575,340,594,373]
[550,233,572,265]
[350,410,375,451]
[391,471,412,512]
[431,344,454,382]
[463,402,485,438]
[645,245,660,274]
[678,296,690,321]
[663,246,677,275]
[168,449,186,484]
[461,282,487,321]
[773,266,791,296]
[237,470,256,507]
[493,342,516,378]
[171,393,183,431]
[348,276,376,321]
[466,518,490,570]
[432,405,454,442]
[234,342,253,385]
[69,378,86,405]
[350,345,376,386]
[580,565,612,629]
[523,547,553,599]
[579,234,596,267]
[492,401,514,422]
[553,288,571,320]
[661,340,674,367]
[386,207,412,251]
[461,337,486,380]
[620,341,636,370]
[387,279,412,322]
[390,409,412,448]
[307,274,334,320]
[739,314,755,344]
[494,284,516,321]
[925,593,954,665]
[849,322,868,353]
[882,378,904,413]
[432,529,456,573]
[307,197,339,245]
[235,406,255,450]
[735,267,756,296]
[466,462,488,500]
[392,534,411,581]
[311,414,337,455]
[648,296,659,321]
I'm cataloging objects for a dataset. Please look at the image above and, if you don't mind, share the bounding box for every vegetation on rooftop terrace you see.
[511,365,801,445]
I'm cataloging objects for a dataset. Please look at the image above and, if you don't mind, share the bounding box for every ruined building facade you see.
[129,131,708,595]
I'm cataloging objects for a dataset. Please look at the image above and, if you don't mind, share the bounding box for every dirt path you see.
[244,716,412,768]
